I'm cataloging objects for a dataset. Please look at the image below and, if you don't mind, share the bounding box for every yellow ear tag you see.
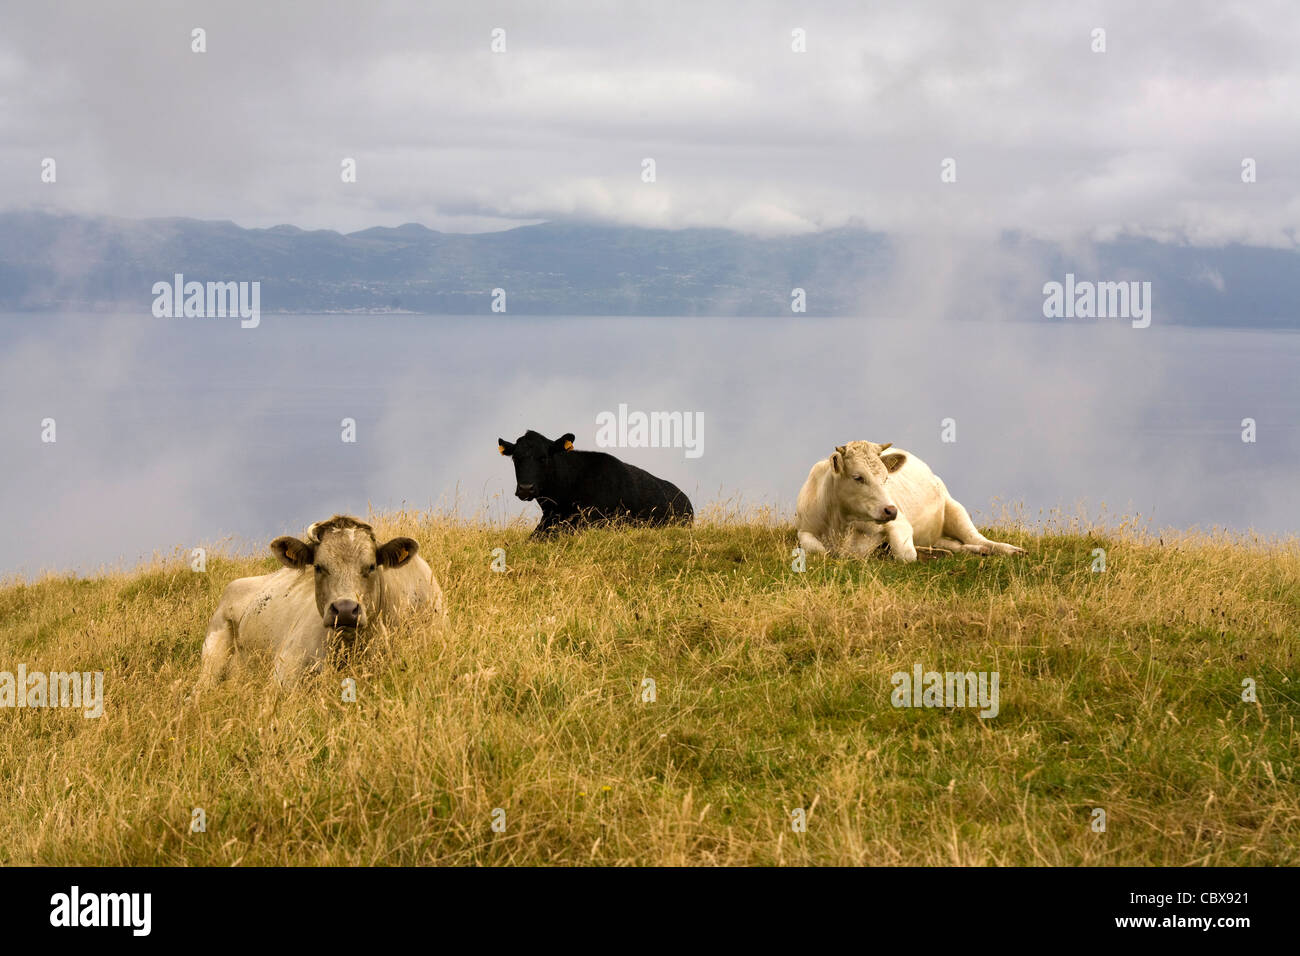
[498,445,506,455]
[397,547,410,563]
[564,440,574,450]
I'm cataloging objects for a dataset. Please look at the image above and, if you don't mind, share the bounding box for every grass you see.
[1,510,1297,865]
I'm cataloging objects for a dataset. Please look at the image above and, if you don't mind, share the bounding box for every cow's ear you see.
[882,451,907,474]
[271,536,315,569]
[831,452,844,474]
[498,438,514,456]
[377,536,418,568]
[554,433,576,451]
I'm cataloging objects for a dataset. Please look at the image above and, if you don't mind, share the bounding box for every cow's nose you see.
[327,599,361,628]
[881,506,898,522]
[516,483,535,498]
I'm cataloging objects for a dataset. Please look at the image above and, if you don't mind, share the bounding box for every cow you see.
[795,441,1025,563]
[196,515,444,688]
[497,429,693,536]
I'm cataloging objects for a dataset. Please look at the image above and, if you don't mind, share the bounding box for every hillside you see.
[2,210,1299,324]
[1,514,1297,865]
[0,212,890,316]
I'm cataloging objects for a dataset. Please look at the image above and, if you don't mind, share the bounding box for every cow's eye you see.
[854,474,865,483]
[365,563,377,575]
[314,565,328,576]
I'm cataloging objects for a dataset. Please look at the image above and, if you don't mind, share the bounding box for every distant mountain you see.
[0,211,891,316]
[0,210,1295,325]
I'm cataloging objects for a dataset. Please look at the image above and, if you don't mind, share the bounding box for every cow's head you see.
[270,516,418,629]
[830,441,907,523]
[497,430,575,502]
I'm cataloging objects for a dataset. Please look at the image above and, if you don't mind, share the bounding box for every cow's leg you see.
[797,530,828,554]
[843,524,889,559]
[934,535,973,554]
[196,612,236,690]
[935,535,994,555]
[531,508,567,537]
[941,496,1026,556]
[884,517,918,563]
[273,633,328,687]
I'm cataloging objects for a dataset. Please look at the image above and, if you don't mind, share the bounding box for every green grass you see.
[1,513,1297,865]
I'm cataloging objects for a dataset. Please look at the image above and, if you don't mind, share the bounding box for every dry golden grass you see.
[1,510,1297,865]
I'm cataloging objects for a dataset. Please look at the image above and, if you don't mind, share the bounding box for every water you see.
[1,312,1296,577]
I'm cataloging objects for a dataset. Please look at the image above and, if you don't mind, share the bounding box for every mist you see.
[2,291,1295,577]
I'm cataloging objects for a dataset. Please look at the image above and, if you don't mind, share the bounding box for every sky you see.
[0,2,1297,574]
[1,0,1298,243]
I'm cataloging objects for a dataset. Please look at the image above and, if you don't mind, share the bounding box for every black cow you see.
[497,430,694,536]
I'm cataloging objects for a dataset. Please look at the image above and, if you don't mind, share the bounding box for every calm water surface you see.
[1,313,1296,576]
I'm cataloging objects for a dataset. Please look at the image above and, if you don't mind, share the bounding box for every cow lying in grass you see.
[796,441,1025,562]
[197,515,444,688]
[498,430,693,536]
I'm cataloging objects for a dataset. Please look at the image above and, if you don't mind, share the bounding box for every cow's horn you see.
[879,442,892,453]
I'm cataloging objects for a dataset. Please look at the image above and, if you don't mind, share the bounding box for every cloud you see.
[0,1,1297,243]
[1196,266,1226,292]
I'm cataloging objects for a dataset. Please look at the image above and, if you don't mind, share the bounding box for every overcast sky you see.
[1,0,1298,243]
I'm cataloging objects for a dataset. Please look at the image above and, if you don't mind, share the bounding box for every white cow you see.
[795,441,1025,563]
[197,515,444,688]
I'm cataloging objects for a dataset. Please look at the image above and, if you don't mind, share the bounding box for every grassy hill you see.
[1,513,1297,865]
